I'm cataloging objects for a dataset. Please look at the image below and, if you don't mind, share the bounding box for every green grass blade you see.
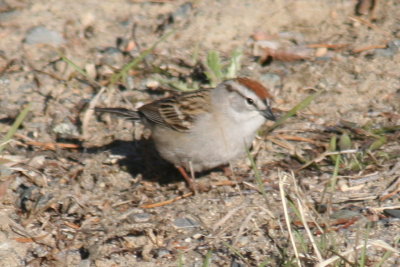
[372,125,400,134]
[60,55,100,88]
[329,135,338,162]
[201,250,213,267]
[330,154,341,189]
[0,103,31,153]
[258,259,271,267]
[339,132,352,151]
[293,228,308,254]
[176,252,184,267]
[222,241,248,264]
[265,90,322,134]
[61,55,88,77]
[247,149,268,199]
[111,30,176,85]
[205,50,223,86]
[373,236,399,267]
[326,153,341,214]
[369,136,387,151]
[358,223,371,267]
[374,251,393,267]
[225,49,242,79]
[157,77,199,92]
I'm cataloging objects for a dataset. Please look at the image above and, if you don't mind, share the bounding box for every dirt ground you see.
[1,0,400,266]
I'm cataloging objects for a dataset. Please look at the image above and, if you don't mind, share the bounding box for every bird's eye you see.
[246,98,254,105]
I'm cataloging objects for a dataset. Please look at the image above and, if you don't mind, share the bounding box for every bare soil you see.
[0,0,399,266]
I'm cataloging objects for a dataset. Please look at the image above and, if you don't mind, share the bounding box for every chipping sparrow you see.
[96,77,275,191]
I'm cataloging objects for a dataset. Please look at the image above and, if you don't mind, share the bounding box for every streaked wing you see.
[137,103,165,126]
[139,90,211,132]
[95,107,140,120]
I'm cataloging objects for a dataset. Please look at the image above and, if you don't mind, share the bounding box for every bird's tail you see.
[94,107,140,120]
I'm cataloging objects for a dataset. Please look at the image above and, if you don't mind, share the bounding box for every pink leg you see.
[176,166,197,194]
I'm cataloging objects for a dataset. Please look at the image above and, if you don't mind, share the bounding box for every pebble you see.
[144,79,160,89]
[25,26,65,45]
[123,235,147,248]
[0,10,18,22]
[156,248,171,258]
[55,250,81,266]
[259,73,282,89]
[231,260,246,267]
[129,212,151,223]
[99,47,123,67]
[125,76,136,91]
[53,122,79,136]
[79,259,91,267]
[279,31,305,43]
[235,236,249,247]
[0,164,12,177]
[28,155,46,168]
[0,1,19,22]
[172,2,192,22]
[374,39,400,58]
[0,0,7,10]
[384,209,400,219]
[173,217,200,228]
[330,209,361,220]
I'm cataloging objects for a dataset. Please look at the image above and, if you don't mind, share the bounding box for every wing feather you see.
[139,90,211,132]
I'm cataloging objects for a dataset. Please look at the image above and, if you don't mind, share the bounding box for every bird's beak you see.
[261,106,276,121]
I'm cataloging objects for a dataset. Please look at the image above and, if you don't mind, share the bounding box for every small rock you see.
[0,1,18,22]
[384,209,400,218]
[85,63,97,80]
[374,48,394,58]
[315,47,328,57]
[173,217,200,228]
[25,26,65,45]
[78,259,91,267]
[32,245,48,258]
[123,235,148,248]
[231,260,246,267]
[125,76,136,90]
[0,164,12,178]
[0,10,18,23]
[144,79,160,89]
[156,248,171,258]
[374,39,400,58]
[331,209,361,220]
[235,236,249,247]
[278,31,305,43]
[0,0,8,11]
[53,122,79,136]
[17,82,37,93]
[129,212,151,223]
[35,193,54,210]
[260,73,282,89]
[172,2,192,22]
[0,76,10,87]
[192,233,203,239]
[390,39,400,47]
[28,155,46,168]
[100,47,123,67]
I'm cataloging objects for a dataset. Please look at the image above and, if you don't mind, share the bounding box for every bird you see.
[95,77,276,192]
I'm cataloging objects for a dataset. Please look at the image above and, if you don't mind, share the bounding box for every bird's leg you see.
[222,165,233,177]
[189,161,195,182]
[176,165,197,194]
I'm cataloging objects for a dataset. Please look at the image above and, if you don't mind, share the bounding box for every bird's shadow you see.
[86,139,185,185]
